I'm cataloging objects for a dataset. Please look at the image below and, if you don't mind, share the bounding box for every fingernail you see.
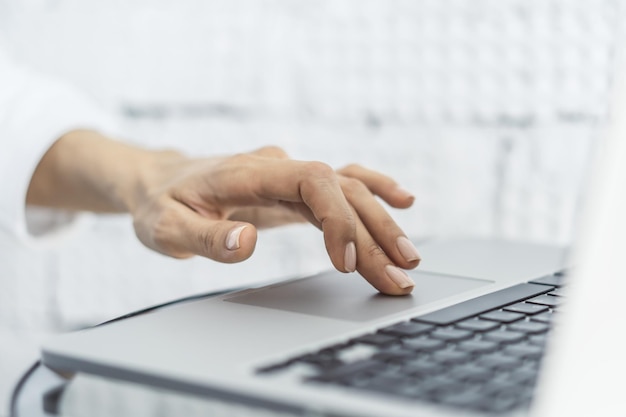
[344,241,357,272]
[396,236,421,262]
[385,265,415,289]
[396,186,415,200]
[226,225,247,250]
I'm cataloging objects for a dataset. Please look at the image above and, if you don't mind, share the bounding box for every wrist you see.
[30,129,187,214]
[122,147,187,214]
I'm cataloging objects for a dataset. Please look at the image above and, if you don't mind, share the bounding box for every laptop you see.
[40,43,626,417]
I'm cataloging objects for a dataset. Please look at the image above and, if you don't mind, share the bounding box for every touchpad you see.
[225,270,492,322]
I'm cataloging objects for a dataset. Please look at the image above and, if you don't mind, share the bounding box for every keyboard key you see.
[484,329,526,344]
[548,288,566,297]
[413,283,553,325]
[476,353,521,370]
[353,333,397,347]
[530,311,556,323]
[372,348,416,363]
[418,375,465,395]
[483,379,531,401]
[523,359,542,372]
[480,310,525,323]
[506,367,539,385]
[431,349,471,365]
[527,295,563,308]
[313,359,383,382]
[528,333,549,346]
[503,343,543,359]
[446,364,493,382]
[336,344,377,363]
[358,375,411,395]
[379,321,433,337]
[319,342,350,355]
[430,328,474,341]
[504,302,549,315]
[394,385,430,400]
[298,353,343,369]
[436,388,487,408]
[507,320,550,334]
[456,319,500,332]
[457,339,499,354]
[481,395,520,413]
[376,365,409,380]
[529,274,563,287]
[402,337,446,351]
[404,358,445,375]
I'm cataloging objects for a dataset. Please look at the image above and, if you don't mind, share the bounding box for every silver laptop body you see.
[41,238,566,417]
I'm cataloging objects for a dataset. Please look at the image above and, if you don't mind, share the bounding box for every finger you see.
[251,159,357,273]
[351,214,415,296]
[339,176,421,269]
[180,217,257,263]
[228,205,307,229]
[145,201,258,263]
[337,164,415,208]
[196,155,357,272]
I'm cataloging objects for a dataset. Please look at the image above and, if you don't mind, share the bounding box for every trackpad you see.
[225,270,492,322]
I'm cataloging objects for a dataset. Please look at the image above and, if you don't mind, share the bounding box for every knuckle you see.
[141,206,181,255]
[149,213,174,249]
[257,145,289,159]
[229,152,255,165]
[340,163,363,176]
[344,209,357,228]
[196,228,219,256]
[365,242,386,260]
[342,177,368,196]
[304,161,335,179]
[378,217,399,232]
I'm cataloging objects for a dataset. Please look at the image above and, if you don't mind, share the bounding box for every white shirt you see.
[0,46,113,243]
[0,42,117,413]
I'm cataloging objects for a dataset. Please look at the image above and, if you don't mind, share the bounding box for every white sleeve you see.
[0,47,116,245]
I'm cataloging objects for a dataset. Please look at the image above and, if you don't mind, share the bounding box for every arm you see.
[27,130,421,295]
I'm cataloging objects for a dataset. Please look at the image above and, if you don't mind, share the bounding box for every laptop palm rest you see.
[225,270,492,322]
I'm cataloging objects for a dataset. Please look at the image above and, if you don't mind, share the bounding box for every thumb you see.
[176,210,258,263]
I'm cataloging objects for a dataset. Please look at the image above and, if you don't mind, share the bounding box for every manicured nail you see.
[226,225,247,250]
[385,265,415,289]
[397,236,421,262]
[396,186,415,200]
[344,241,357,272]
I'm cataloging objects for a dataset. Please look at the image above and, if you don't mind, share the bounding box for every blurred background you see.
[0,0,620,408]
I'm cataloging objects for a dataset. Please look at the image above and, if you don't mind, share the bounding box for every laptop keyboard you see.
[257,271,566,415]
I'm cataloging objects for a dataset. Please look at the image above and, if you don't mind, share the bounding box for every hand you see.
[27,131,420,295]
[129,146,421,295]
